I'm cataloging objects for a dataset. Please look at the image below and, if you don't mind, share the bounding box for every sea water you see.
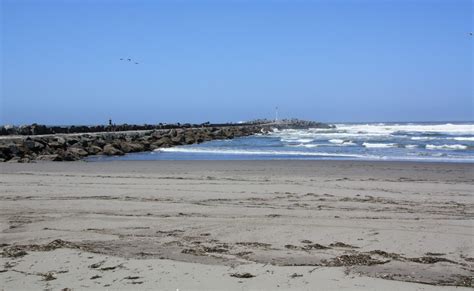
[89,122,474,163]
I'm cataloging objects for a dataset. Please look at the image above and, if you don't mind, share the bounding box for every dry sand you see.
[0,160,472,290]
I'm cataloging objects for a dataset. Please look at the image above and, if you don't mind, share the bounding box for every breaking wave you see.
[100,122,474,163]
[157,147,367,158]
[362,142,397,148]
[426,144,468,150]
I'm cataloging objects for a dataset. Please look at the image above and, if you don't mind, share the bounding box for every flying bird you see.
[120,58,123,60]
[128,58,132,61]
[135,62,139,64]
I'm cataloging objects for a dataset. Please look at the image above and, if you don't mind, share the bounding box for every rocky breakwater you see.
[0,125,269,163]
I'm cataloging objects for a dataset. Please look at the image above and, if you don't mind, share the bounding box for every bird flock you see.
[116,33,472,65]
[120,58,139,64]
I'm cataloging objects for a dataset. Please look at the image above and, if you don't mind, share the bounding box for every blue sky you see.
[1,0,472,125]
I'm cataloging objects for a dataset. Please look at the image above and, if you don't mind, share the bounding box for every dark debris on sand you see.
[290,273,303,278]
[329,242,359,248]
[431,275,473,288]
[285,242,329,251]
[236,242,272,249]
[1,239,91,258]
[40,272,57,281]
[407,256,456,264]
[323,254,388,267]
[230,272,255,278]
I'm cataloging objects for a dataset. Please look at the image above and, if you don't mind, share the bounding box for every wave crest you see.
[156,147,366,158]
[362,142,397,148]
[426,144,468,150]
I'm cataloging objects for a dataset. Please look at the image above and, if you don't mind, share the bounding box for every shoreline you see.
[1,160,472,289]
[0,120,333,163]
[0,125,270,163]
[87,152,474,164]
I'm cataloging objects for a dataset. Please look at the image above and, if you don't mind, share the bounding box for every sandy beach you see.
[0,160,472,290]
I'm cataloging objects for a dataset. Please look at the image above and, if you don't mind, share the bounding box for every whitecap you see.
[296,138,313,143]
[425,144,468,150]
[329,139,345,144]
[411,136,438,141]
[293,144,319,148]
[335,123,474,136]
[329,139,356,146]
[280,138,313,143]
[362,142,397,148]
[451,137,474,142]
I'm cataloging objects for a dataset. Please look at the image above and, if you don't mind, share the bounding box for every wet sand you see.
[0,160,473,290]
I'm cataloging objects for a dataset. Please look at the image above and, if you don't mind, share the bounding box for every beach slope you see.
[0,161,472,289]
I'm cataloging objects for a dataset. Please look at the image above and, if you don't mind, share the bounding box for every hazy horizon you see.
[1,0,473,125]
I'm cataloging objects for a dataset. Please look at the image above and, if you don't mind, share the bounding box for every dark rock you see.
[169,129,178,137]
[103,144,124,156]
[171,135,185,145]
[152,137,172,148]
[6,157,22,163]
[7,143,22,156]
[86,145,103,155]
[0,120,331,162]
[37,154,61,161]
[48,137,66,148]
[117,142,144,153]
[66,147,88,157]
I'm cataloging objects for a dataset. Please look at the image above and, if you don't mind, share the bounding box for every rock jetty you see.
[0,120,333,162]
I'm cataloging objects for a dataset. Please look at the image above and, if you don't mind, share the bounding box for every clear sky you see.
[1,0,472,125]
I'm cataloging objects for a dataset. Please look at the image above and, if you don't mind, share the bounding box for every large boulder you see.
[116,141,144,153]
[183,130,196,144]
[86,145,102,155]
[66,138,80,146]
[169,129,178,137]
[152,137,172,148]
[102,144,124,156]
[92,138,107,148]
[48,137,67,148]
[171,135,185,145]
[66,147,88,157]
[128,143,145,152]
[55,148,83,161]
[37,154,61,161]
[0,144,12,160]
[151,131,162,139]
[24,139,46,152]
[6,143,23,156]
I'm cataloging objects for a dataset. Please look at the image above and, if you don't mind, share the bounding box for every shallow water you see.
[89,122,474,163]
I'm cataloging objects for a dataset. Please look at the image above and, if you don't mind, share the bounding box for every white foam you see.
[451,137,474,142]
[295,138,313,143]
[411,136,438,141]
[362,142,397,148]
[329,139,345,144]
[294,144,319,148]
[334,123,474,136]
[328,139,356,146]
[426,144,468,150]
[156,147,367,158]
[405,145,418,149]
[270,124,474,144]
[281,138,313,143]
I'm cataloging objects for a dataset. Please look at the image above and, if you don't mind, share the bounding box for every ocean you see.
[89,122,474,163]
